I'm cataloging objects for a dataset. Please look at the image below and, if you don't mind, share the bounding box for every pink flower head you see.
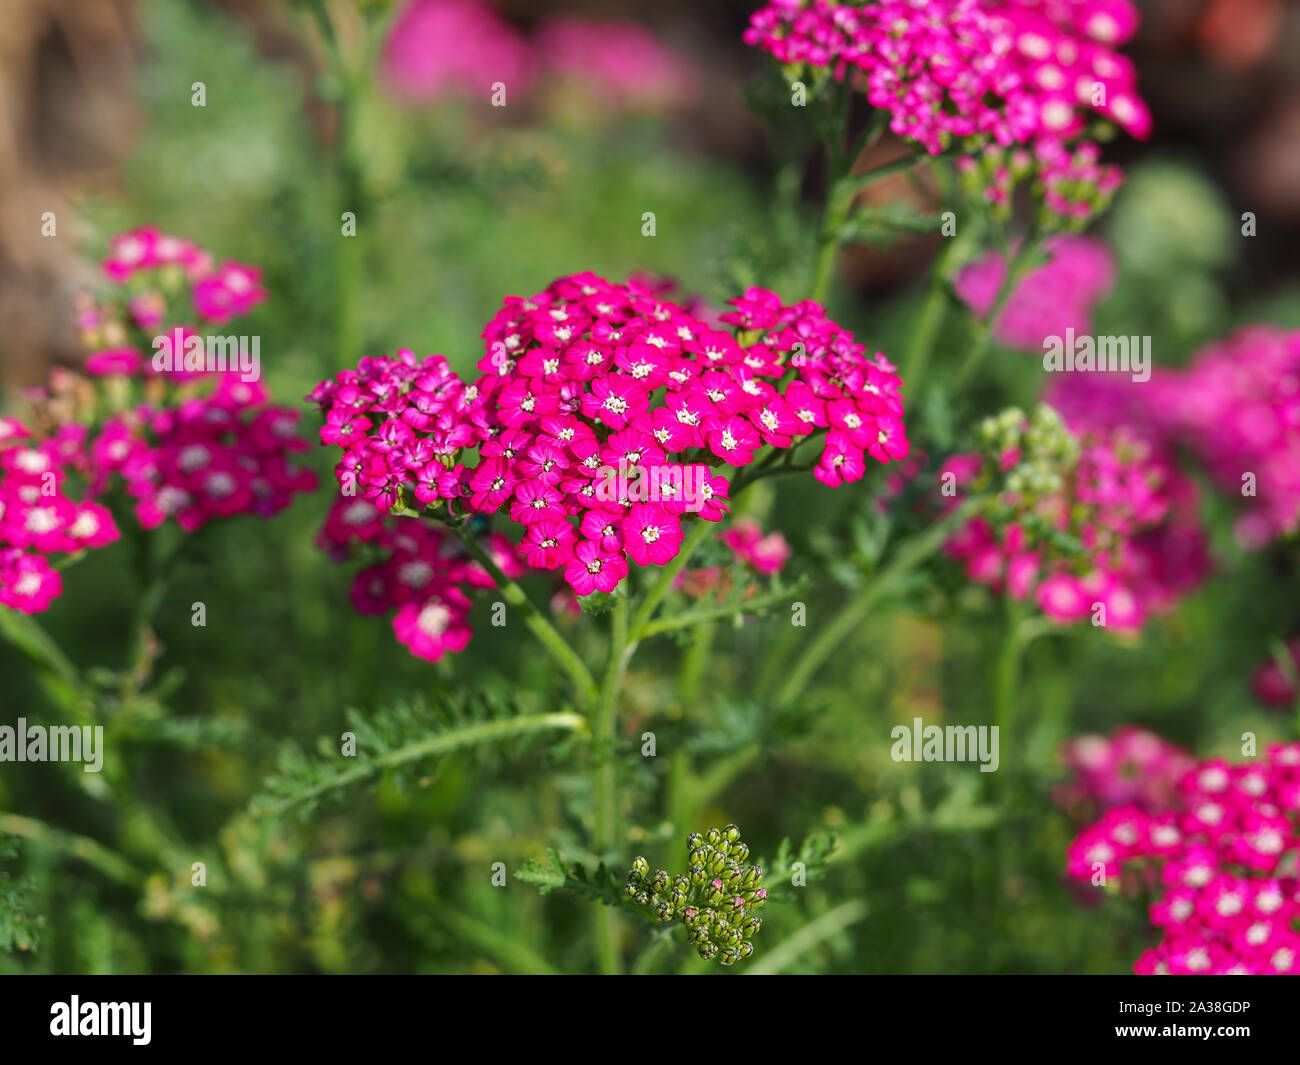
[722,518,791,576]
[1066,737,1300,975]
[391,586,473,662]
[745,1,1147,221]
[312,274,906,603]
[622,503,682,567]
[536,17,698,111]
[381,0,534,103]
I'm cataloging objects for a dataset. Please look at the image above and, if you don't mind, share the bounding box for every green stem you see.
[631,932,676,975]
[952,235,1044,391]
[592,596,631,974]
[901,217,979,392]
[639,584,799,641]
[309,0,366,370]
[774,497,987,710]
[810,177,855,305]
[628,518,715,642]
[668,623,714,832]
[993,602,1028,739]
[444,519,598,706]
[0,813,141,887]
[743,899,869,976]
[900,272,950,395]
[436,906,563,975]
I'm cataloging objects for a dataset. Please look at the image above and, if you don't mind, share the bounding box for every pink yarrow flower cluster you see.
[318,496,538,661]
[942,420,1208,631]
[0,419,120,614]
[1250,637,1300,712]
[744,0,1149,152]
[89,377,317,533]
[381,0,534,102]
[535,17,699,110]
[722,518,791,576]
[1066,741,1300,975]
[1164,327,1300,550]
[1046,325,1300,550]
[309,273,907,601]
[381,2,698,113]
[744,1,1146,220]
[81,227,266,379]
[1056,727,1196,819]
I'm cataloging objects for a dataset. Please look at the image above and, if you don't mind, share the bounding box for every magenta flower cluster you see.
[942,425,1208,631]
[82,226,266,378]
[744,0,1150,150]
[1056,727,1196,819]
[90,377,317,534]
[1066,741,1300,975]
[310,273,908,599]
[535,17,699,110]
[382,0,534,101]
[1049,325,1300,550]
[317,496,540,662]
[1251,637,1300,712]
[0,419,120,614]
[1163,327,1300,550]
[382,0,697,111]
[744,0,1145,219]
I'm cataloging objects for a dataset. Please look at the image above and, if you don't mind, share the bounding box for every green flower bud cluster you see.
[977,404,1078,507]
[625,824,767,966]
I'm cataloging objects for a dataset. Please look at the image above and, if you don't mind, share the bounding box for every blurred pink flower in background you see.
[1163,326,1300,549]
[722,518,790,576]
[381,0,534,102]
[1057,726,1196,817]
[955,235,1116,350]
[1251,636,1300,710]
[535,17,699,110]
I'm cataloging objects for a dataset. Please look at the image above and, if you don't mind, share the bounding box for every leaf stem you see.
[443,519,599,706]
[592,595,631,974]
[774,497,987,710]
[628,518,715,642]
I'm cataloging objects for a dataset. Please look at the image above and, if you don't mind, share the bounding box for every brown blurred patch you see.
[0,0,140,391]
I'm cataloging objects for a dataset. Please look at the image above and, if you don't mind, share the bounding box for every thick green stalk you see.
[628,518,715,642]
[0,813,141,887]
[668,622,715,834]
[810,176,856,305]
[444,519,598,706]
[952,236,1044,390]
[592,596,631,974]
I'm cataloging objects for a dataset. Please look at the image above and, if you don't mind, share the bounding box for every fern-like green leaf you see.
[251,695,587,819]
[0,838,45,955]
